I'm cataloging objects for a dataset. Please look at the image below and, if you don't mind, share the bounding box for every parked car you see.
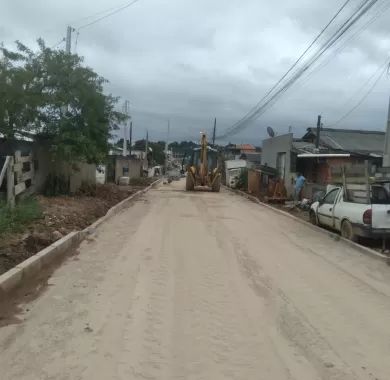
[309,183,390,241]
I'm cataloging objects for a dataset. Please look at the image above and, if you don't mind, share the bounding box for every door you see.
[317,188,340,227]
[371,184,390,229]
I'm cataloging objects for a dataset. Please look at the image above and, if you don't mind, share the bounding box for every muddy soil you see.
[0,182,153,275]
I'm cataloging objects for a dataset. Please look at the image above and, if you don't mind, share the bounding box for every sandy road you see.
[1,180,390,379]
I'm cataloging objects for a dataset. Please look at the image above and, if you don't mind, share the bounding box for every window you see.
[371,185,390,204]
[322,188,339,204]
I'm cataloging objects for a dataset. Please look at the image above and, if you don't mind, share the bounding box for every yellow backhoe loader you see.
[184,133,221,192]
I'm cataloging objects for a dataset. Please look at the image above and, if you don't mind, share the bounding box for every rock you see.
[51,231,63,241]
[59,227,70,236]
[24,232,52,250]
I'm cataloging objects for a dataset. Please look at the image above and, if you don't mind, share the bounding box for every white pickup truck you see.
[309,183,390,241]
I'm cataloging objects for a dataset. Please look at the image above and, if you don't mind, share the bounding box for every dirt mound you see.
[0,183,150,275]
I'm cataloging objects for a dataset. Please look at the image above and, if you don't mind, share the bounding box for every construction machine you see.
[184,133,221,192]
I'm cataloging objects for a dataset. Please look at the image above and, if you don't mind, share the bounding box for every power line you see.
[218,0,370,138]
[77,0,141,31]
[50,38,66,50]
[328,59,389,127]
[71,1,134,26]
[306,0,390,79]
[289,0,390,92]
[240,0,352,121]
[218,0,381,139]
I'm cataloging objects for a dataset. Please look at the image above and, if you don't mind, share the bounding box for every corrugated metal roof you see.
[292,140,327,153]
[304,128,385,155]
[297,153,351,158]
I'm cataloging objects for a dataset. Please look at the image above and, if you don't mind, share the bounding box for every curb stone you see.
[224,186,389,263]
[0,179,161,298]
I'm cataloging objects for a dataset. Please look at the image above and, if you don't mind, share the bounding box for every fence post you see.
[7,156,15,208]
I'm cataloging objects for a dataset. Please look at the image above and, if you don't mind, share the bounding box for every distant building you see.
[236,144,256,154]
[224,143,258,160]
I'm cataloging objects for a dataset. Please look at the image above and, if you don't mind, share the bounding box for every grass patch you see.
[0,198,43,236]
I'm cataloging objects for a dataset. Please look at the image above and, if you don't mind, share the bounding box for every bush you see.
[236,169,248,190]
[0,198,43,236]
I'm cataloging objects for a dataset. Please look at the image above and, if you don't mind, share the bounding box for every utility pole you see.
[382,96,390,167]
[145,130,149,168]
[165,119,170,155]
[65,26,74,54]
[165,120,170,176]
[129,121,133,157]
[122,100,130,156]
[315,115,322,149]
[212,118,216,145]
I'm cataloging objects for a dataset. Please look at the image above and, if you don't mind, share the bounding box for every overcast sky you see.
[1,0,390,144]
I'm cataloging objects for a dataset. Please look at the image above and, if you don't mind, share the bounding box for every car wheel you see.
[341,220,358,242]
[309,211,318,225]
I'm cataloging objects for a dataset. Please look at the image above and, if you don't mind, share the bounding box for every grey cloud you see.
[1,0,390,144]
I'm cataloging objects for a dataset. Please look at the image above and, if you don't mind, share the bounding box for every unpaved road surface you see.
[1,180,390,380]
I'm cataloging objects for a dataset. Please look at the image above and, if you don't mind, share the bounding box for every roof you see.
[241,152,262,163]
[303,128,385,155]
[297,153,351,158]
[292,140,330,154]
[236,144,256,151]
[249,165,278,175]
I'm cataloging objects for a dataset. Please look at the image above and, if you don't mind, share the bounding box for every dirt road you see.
[1,180,390,380]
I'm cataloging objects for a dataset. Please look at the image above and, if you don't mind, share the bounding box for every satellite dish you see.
[267,126,275,138]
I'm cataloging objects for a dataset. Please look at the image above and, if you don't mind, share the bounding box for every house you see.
[302,128,385,157]
[236,144,256,154]
[224,159,247,188]
[106,155,144,184]
[224,143,257,160]
[261,128,385,198]
[0,138,97,196]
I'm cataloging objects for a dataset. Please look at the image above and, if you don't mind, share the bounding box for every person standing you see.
[294,173,306,201]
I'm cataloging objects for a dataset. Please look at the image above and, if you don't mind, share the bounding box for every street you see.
[1,180,390,380]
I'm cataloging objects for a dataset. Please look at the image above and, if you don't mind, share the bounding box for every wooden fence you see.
[0,151,35,207]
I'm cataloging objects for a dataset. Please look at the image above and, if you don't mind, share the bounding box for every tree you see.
[132,139,166,165]
[0,39,125,163]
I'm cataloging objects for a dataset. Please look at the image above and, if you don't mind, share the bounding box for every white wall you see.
[262,133,296,196]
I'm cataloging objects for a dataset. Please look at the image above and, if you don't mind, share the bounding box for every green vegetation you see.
[236,169,248,190]
[0,198,42,236]
[133,139,166,165]
[0,39,126,163]
[168,141,198,155]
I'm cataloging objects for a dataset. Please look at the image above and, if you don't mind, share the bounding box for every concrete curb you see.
[83,179,161,234]
[0,179,161,297]
[224,186,389,263]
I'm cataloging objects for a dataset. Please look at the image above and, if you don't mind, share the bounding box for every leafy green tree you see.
[132,139,166,165]
[0,39,125,163]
